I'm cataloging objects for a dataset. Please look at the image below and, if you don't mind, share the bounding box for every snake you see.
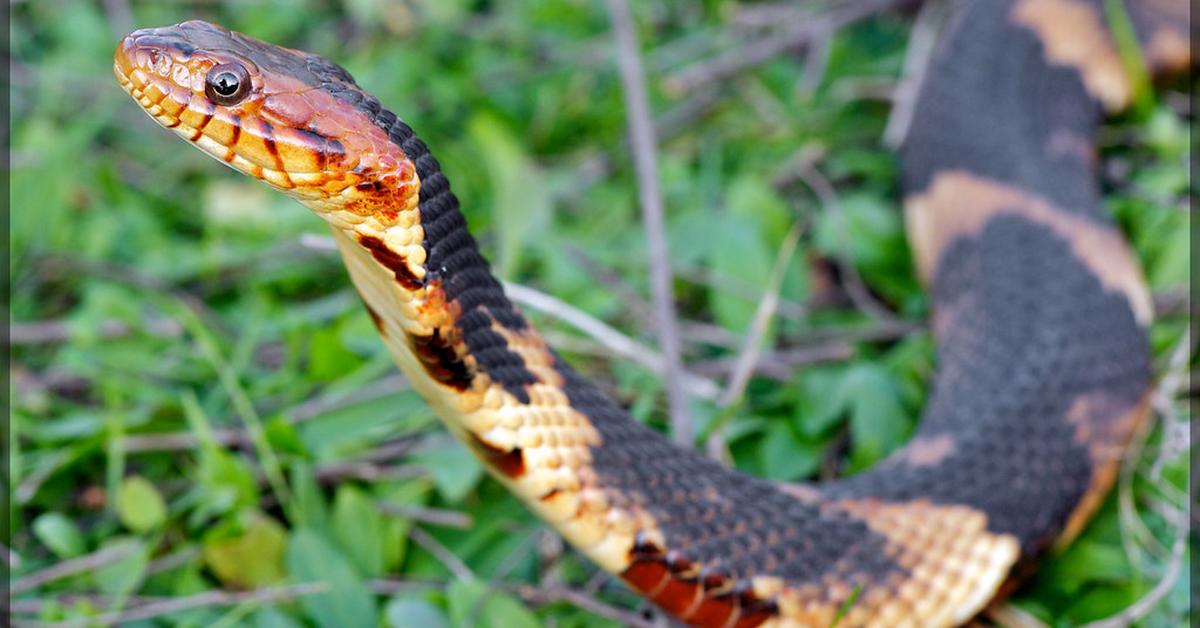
[113,2,1189,626]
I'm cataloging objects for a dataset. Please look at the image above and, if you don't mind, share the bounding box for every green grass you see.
[10,1,1192,626]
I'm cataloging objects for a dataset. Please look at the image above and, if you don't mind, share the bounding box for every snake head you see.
[114,20,418,220]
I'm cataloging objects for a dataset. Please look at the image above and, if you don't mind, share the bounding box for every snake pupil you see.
[204,63,250,105]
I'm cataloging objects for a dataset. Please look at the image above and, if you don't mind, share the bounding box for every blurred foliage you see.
[9,0,1192,626]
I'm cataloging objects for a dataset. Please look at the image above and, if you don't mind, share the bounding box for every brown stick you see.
[665,0,909,95]
[11,543,140,595]
[514,583,656,628]
[607,0,693,445]
[408,526,474,582]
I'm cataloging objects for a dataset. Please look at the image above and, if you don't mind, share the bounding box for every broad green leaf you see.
[203,511,287,588]
[710,214,773,334]
[1042,540,1131,594]
[447,580,539,628]
[1144,107,1186,157]
[332,485,386,577]
[32,512,85,558]
[843,364,912,471]
[298,391,431,461]
[1144,214,1188,288]
[409,442,484,502]
[92,538,148,598]
[759,421,821,481]
[384,595,451,628]
[378,481,431,571]
[793,366,853,437]
[264,415,307,457]
[308,324,363,383]
[468,113,550,279]
[116,475,167,533]
[1063,585,1138,623]
[255,606,306,628]
[195,447,260,519]
[286,528,378,628]
[290,461,329,534]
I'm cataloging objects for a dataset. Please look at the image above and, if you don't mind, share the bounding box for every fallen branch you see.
[882,0,950,147]
[8,317,181,345]
[514,583,655,628]
[11,543,139,595]
[1093,330,1192,627]
[793,161,899,321]
[408,526,474,582]
[503,281,720,400]
[665,0,909,94]
[11,583,328,627]
[706,220,806,459]
[607,0,692,445]
[692,341,856,381]
[377,502,473,529]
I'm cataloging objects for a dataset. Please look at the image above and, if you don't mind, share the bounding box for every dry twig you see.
[706,221,806,459]
[377,503,474,529]
[12,583,328,628]
[1086,331,1192,627]
[882,0,950,147]
[503,281,720,400]
[692,342,856,381]
[665,0,908,94]
[408,526,475,582]
[515,583,655,628]
[11,543,140,595]
[8,317,181,345]
[607,0,692,445]
[794,162,899,321]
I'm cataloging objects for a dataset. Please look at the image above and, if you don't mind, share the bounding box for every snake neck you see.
[324,140,661,575]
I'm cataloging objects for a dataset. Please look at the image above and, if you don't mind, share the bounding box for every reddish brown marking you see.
[651,577,702,617]
[357,234,423,290]
[363,302,386,335]
[326,137,347,166]
[686,596,736,626]
[539,488,561,502]
[229,114,241,146]
[468,433,525,478]
[622,559,671,597]
[297,128,326,171]
[409,328,473,391]
[260,119,283,169]
[622,541,774,628]
[195,97,215,132]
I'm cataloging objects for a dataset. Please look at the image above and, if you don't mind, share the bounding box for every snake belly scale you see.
[113,1,1189,625]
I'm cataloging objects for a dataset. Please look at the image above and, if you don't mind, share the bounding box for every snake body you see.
[114,2,1188,625]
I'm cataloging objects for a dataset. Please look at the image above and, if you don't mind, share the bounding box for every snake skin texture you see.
[113,1,1189,625]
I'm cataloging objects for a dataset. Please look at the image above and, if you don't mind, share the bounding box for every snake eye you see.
[204,63,251,105]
